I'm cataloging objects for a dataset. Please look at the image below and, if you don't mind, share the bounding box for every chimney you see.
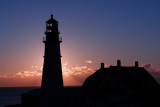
[117,60,121,67]
[101,63,104,69]
[135,61,139,67]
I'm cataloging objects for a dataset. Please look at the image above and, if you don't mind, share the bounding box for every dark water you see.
[0,87,40,107]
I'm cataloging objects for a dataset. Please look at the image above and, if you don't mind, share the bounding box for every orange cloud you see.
[0,69,42,87]
[0,64,97,87]
[85,61,93,64]
[62,63,97,86]
[1,63,159,87]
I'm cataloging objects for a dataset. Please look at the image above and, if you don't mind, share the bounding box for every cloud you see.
[62,63,97,86]
[143,64,152,69]
[1,62,160,87]
[0,73,42,87]
[0,63,97,87]
[141,63,160,83]
[0,66,42,87]
[62,63,95,76]
[85,61,93,64]
[31,65,39,68]
[1,63,160,87]
[141,63,158,72]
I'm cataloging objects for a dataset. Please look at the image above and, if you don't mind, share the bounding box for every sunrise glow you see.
[0,0,160,87]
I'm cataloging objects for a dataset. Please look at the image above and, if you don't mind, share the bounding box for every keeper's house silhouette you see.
[6,15,160,107]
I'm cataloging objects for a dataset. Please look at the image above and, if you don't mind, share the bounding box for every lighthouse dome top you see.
[46,14,58,24]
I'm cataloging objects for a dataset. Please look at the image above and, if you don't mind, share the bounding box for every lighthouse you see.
[40,15,63,106]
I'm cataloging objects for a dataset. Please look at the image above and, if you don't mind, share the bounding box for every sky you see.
[0,0,160,87]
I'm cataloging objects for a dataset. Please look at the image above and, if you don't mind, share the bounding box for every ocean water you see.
[0,87,40,107]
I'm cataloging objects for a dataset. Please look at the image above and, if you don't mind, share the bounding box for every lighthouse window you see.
[47,30,52,32]
[47,24,52,27]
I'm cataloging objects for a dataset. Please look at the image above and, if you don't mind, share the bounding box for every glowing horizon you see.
[0,62,160,87]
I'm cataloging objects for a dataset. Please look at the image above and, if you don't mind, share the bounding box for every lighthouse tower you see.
[41,15,63,106]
